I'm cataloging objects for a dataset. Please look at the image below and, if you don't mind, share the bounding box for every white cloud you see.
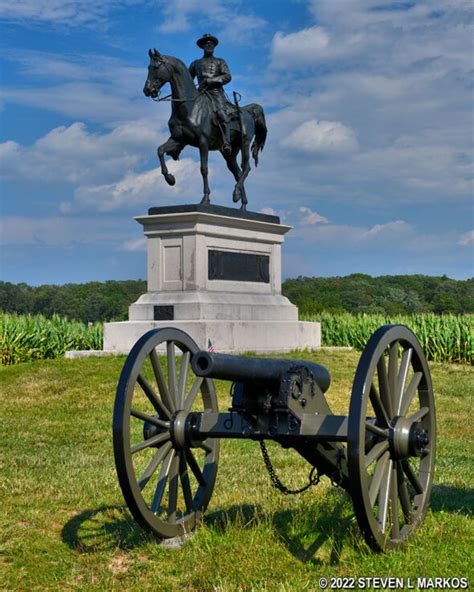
[0,120,163,185]
[70,159,202,212]
[281,119,358,154]
[155,0,265,42]
[298,207,328,225]
[292,218,450,254]
[458,230,474,246]
[271,27,330,68]
[0,0,140,27]
[362,220,412,239]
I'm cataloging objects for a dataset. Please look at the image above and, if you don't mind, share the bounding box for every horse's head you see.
[143,49,172,99]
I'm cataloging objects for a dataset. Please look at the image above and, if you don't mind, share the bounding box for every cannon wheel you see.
[113,328,219,539]
[347,325,435,552]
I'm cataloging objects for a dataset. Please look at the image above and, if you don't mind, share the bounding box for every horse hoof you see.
[164,174,175,186]
[240,204,247,211]
[200,196,210,205]
[233,188,241,203]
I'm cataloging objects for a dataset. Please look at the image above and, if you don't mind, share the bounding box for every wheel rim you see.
[113,328,219,539]
[348,325,436,551]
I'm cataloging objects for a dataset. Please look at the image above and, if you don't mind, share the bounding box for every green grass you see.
[1,351,472,591]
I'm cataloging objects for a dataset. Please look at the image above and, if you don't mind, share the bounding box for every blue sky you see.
[1,0,473,285]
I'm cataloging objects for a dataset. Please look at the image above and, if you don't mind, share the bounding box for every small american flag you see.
[207,339,216,353]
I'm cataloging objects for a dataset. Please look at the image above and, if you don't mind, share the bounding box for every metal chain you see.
[330,448,345,488]
[259,441,320,495]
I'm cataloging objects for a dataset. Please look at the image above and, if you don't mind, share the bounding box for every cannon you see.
[113,325,435,551]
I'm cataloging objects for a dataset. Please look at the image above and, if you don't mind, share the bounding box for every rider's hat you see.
[197,33,219,48]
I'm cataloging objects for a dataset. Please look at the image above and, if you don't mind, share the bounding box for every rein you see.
[152,86,204,103]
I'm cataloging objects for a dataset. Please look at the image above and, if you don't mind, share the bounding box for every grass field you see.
[1,351,473,591]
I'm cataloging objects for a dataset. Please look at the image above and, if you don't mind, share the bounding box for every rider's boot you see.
[219,122,232,156]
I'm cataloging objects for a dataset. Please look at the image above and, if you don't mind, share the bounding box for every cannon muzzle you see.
[191,351,331,394]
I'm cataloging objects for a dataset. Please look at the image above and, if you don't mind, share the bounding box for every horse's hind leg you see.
[224,151,247,207]
[233,140,251,210]
[157,137,183,186]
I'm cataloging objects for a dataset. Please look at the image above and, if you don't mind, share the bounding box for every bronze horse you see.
[143,49,267,210]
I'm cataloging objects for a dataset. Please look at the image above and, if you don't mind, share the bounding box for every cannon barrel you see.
[191,351,331,393]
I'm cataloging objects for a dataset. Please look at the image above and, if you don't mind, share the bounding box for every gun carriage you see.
[113,325,435,552]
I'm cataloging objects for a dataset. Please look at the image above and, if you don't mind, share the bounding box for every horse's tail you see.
[245,103,267,167]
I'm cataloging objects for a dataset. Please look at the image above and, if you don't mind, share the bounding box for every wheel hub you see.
[170,410,188,449]
[390,416,429,459]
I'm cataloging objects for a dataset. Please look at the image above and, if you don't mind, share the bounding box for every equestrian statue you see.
[143,34,267,210]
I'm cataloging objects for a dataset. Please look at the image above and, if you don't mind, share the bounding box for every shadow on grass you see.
[62,505,153,552]
[431,484,474,515]
[272,489,361,565]
[61,485,471,558]
[204,489,361,565]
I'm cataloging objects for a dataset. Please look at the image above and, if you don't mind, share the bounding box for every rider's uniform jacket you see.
[189,57,231,103]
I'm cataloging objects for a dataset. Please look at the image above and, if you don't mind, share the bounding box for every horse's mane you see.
[163,55,189,73]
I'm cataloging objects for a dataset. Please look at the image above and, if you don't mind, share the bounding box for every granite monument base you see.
[103,204,320,354]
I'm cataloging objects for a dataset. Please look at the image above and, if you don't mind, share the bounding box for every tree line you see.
[0,274,472,323]
[283,274,473,316]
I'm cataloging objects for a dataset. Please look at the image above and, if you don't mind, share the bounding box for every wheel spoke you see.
[150,348,175,413]
[390,463,400,538]
[179,453,194,511]
[184,449,206,486]
[369,451,390,507]
[377,459,392,533]
[395,348,412,415]
[402,460,423,494]
[377,356,393,419]
[369,384,390,427]
[365,440,389,469]
[177,351,191,409]
[388,342,399,415]
[151,449,175,513]
[366,422,389,438]
[138,441,172,490]
[408,406,429,423]
[131,407,170,429]
[167,454,180,523]
[396,461,412,521]
[399,372,422,417]
[167,341,178,409]
[137,373,172,420]
[183,376,204,411]
[131,431,169,454]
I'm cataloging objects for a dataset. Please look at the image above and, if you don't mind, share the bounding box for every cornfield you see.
[0,313,103,365]
[1,312,472,365]
[301,312,473,365]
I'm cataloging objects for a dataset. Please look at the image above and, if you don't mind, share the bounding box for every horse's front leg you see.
[157,137,183,186]
[199,141,210,204]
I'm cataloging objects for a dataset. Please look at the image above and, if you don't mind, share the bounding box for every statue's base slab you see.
[129,291,297,321]
[103,319,320,354]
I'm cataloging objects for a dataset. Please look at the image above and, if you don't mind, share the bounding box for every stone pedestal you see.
[103,204,320,353]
